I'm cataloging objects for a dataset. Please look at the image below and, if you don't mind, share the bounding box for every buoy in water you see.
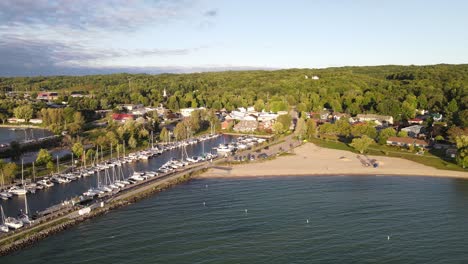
[245,209,248,214]
[306,219,309,224]
[387,235,390,240]
[203,202,206,206]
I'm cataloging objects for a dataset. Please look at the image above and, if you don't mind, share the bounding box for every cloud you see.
[0,0,190,32]
[0,33,203,75]
[204,9,218,17]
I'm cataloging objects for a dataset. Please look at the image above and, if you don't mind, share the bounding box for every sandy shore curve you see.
[199,143,468,179]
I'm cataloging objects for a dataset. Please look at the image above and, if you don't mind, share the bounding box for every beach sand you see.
[199,143,468,179]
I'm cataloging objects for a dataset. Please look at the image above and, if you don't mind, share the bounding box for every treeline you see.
[0,64,466,127]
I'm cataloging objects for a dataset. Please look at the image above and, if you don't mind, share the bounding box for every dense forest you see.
[0,64,467,127]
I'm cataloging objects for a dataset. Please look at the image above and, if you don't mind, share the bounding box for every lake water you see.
[0,135,234,217]
[0,127,53,145]
[3,175,468,263]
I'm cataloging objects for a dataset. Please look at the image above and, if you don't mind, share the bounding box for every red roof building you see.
[112,113,134,122]
[408,118,424,124]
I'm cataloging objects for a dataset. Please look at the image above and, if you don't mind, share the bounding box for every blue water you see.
[0,127,53,144]
[3,175,468,263]
[0,135,233,217]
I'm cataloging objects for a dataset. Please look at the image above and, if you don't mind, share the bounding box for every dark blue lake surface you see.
[3,175,468,263]
[0,127,53,144]
[0,135,233,216]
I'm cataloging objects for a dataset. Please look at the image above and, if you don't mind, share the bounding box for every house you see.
[356,114,394,126]
[401,125,424,138]
[257,112,278,122]
[112,113,134,123]
[221,120,233,130]
[386,137,429,148]
[333,113,349,121]
[233,120,258,133]
[37,92,59,101]
[408,118,424,125]
[311,75,320,80]
[431,113,443,122]
[310,111,331,121]
[258,120,275,131]
[446,148,457,159]
[29,118,43,124]
[180,107,205,118]
[122,104,143,111]
[230,110,246,120]
[7,118,25,123]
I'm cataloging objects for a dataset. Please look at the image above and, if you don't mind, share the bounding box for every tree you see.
[36,149,52,165]
[294,117,307,140]
[1,162,17,183]
[351,123,377,139]
[174,122,188,141]
[46,161,55,172]
[86,149,95,163]
[378,127,397,145]
[254,99,265,112]
[277,114,292,131]
[455,135,468,168]
[318,123,338,138]
[72,142,84,159]
[350,136,374,154]
[13,105,33,122]
[397,130,408,137]
[160,127,170,143]
[305,119,317,140]
[128,135,137,149]
[335,118,351,137]
[0,112,7,124]
[272,122,284,135]
[447,127,468,143]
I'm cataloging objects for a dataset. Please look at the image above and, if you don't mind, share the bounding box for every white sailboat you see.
[0,171,13,199]
[18,192,33,225]
[18,160,33,225]
[0,205,9,232]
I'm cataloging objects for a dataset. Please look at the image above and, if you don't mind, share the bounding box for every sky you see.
[0,0,467,76]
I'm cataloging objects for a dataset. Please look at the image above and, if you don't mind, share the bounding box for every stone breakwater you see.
[0,171,197,256]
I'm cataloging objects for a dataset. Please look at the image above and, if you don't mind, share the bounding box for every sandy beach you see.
[199,143,468,179]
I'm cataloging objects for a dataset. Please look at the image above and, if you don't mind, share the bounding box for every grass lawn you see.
[309,137,466,172]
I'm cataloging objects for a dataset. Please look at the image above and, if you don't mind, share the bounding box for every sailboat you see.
[9,160,28,196]
[0,205,9,232]
[18,193,33,225]
[18,161,33,225]
[0,172,13,200]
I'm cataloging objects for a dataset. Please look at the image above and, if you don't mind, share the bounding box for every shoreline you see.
[198,143,468,180]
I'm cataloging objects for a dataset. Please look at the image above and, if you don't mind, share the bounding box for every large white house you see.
[356,114,394,126]
[180,107,206,118]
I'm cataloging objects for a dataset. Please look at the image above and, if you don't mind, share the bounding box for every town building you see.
[356,114,394,126]
[386,137,429,148]
[408,118,424,125]
[233,120,258,132]
[37,92,59,101]
[401,125,424,138]
[112,113,134,123]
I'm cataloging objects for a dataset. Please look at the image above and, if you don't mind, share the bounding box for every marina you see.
[0,134,269,238]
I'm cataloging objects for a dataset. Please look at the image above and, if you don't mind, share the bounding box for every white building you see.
[180,107,206,118]
[180,108,196,118]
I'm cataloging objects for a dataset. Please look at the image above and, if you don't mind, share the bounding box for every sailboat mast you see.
[32,162,35,182]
